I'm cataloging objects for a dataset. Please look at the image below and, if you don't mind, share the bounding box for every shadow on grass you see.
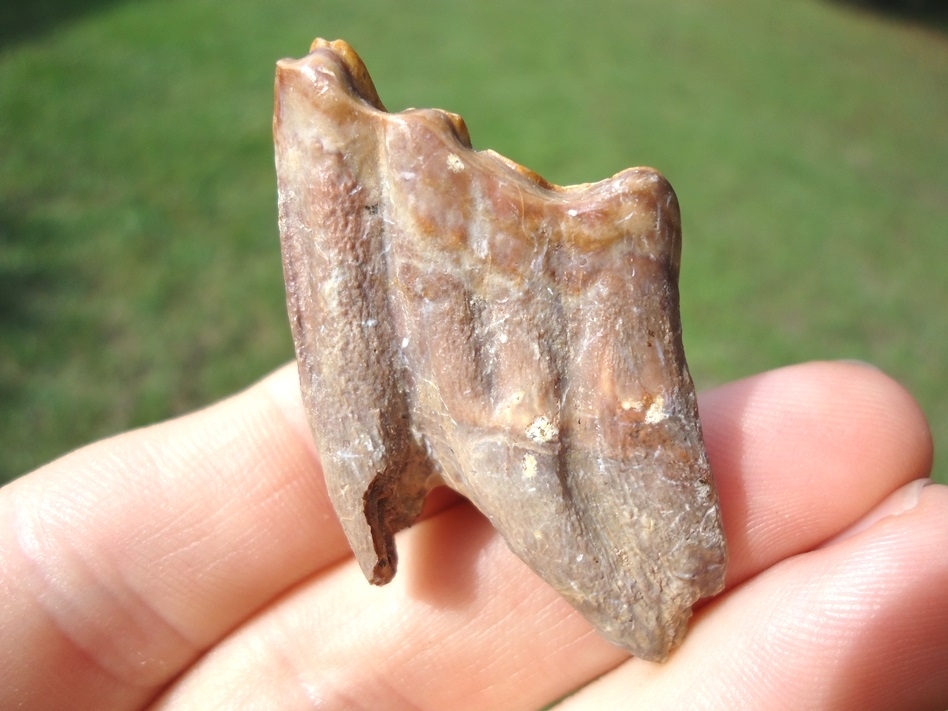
[0,205,58,333]
[0,202,85,400]
[0,201,95,482]
[0,0,135,48]
[0,206,43,407]
[830,0,948,31]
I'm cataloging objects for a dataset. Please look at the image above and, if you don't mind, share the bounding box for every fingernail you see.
[836,359,881,371]
[821,478,932,548]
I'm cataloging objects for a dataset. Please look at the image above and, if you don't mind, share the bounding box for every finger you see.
[154,503,614,711]
[0,363,449,710]
[151,361,933,710]
[700,360,933,587]
[555,481,948,711]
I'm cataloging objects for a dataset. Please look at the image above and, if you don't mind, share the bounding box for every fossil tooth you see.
[274,38,727,661]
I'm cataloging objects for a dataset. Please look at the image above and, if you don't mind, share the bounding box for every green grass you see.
[1,0,946,484]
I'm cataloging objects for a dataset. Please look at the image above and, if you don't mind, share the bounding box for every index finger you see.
[0,363,380,710]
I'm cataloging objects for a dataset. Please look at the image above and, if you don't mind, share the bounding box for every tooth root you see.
[275,39,727,661]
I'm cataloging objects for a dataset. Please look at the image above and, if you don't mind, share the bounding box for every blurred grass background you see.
[1,0,945,484]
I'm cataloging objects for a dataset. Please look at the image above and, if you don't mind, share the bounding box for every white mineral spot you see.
[620,399,643,411]
[645,395,669,424]
[447,153,464,173]
[300,63,319,83]
[401,336,410,349]
[522,453,538,479]
[526,415,558,444]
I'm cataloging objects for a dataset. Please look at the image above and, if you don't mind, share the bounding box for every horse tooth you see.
[274,38,727,662]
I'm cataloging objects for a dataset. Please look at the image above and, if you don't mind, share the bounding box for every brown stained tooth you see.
[274,38,727,662]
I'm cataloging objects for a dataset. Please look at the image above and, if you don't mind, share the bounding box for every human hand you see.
[2,361,945,710]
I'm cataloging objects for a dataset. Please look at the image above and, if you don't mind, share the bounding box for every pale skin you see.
[1,360,946,710]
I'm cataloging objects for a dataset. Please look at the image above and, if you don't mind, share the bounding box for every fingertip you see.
[697,360,933,586]
[255,361,319,461]
[256,360,304,408]
[822,360,931,480]
[700,360,931,482]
